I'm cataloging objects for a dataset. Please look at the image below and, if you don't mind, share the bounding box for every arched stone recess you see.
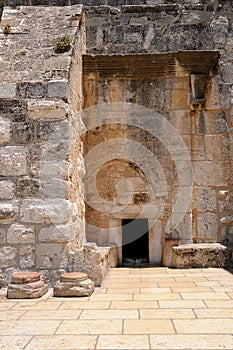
[82,102,193,266]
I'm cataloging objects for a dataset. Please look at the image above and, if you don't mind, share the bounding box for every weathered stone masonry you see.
[0,0,233,285]
[0,5,87,286]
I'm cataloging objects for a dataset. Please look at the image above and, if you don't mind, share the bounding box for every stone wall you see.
[0,5,86,285]
[0,0,233,278]
[84,2,233,55]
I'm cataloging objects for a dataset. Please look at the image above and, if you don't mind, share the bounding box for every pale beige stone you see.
[20,309,82,320]
[124,319,175,334]
[0,146,27,176]
[80,309,138,319]
[59,301,110,310]
[110,300,158,309]
[97,335,149,350]
[0,246,17,268]
[159,300,206,308]
[53,278,95,297]
[7,224,35,244]
[27,100,68,121]
[0,336,32,350]
[0,203,18,224]
[140,308,196,319]
[0,117,11,144]
[0,180,14,200]
[20,199,72,224]
[7,280,48,299]
[0,320,60,335]
[174,318,233,333]
[56,319,123,335]
[150,334,233,349]
[0,82,16,98]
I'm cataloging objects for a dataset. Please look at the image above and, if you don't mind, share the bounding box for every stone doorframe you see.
[109,213,163,266]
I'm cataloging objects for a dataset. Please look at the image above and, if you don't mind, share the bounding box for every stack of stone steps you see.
[53,272,95,297]
[7,272,48,299]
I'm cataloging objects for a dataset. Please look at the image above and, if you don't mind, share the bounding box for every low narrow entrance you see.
[122,218,149,267]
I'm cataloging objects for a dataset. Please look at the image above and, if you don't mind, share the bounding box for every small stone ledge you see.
[73,243,118,286]
[172,243,232,268]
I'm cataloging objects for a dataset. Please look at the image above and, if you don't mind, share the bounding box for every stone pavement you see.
[0,267,233,350]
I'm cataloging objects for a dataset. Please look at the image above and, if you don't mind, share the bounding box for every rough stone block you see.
[205,134,222,161]
[0,226,7,244]
[20,199,72,224]
[12,122,34,144]
[0,246,17,268]
[53,272,95,297]
[0,146,27,176]
[0,99,26,116]
[7,224,35,244]
[36,243,68,269]
[27,100,69,121]
[16,178,40,198]
[18,82,45,99]
[47,80,68,98]
[38,224,72,243]
[163,238,179,267]
[194,187,217,212]
[7,280,48,299]
[39,160,69,180]
[73,243,116,286]
[0,181,14,199]
[0,203,17,224]
[197,213,218,241]
[193,161,226,186]
[40,179,70,198]
[0,117,11,144]
[0,83,16,99]
[173,243,231,268]
[19,244,36,269]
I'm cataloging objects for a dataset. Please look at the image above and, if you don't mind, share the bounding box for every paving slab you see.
[0,267,232,350]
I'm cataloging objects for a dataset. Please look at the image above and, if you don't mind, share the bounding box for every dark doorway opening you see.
[122,218,149,267]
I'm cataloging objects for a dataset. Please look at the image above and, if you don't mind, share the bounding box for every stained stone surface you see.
[7,280,48,299]
[11,271,40,284]
[60,272,88,282]
[172,243,232,268]
[7,272,48,299]
[54,272,95,297]
[0,0,233,283]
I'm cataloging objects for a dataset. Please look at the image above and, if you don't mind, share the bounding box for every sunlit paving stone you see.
[173,319,233,334]
[124,319,175,334]
[56,319,123,335]
[0,267,232,349]
[0,336,32,350]
[96,335,149,349]
[24,335,97,350]
[150,334,233,350]
[140,308,196,319]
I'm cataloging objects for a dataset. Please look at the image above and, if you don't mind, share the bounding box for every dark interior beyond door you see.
[122,218,149,267]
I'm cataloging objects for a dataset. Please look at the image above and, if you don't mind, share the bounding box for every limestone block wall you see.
[85,2,233,55]
[82,1,233,263]
[0,5,86,285]
[83,54,217,264]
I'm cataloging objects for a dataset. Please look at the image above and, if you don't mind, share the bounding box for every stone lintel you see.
[83,51,219,79]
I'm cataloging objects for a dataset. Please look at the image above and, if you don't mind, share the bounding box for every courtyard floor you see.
[0,267,233,349]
